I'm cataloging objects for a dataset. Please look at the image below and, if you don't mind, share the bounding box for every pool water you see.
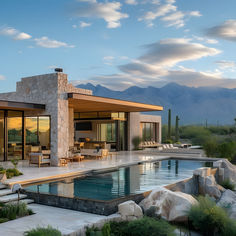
[25,159,212,201]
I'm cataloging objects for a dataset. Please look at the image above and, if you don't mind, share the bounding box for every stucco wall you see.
[128,112,162,150]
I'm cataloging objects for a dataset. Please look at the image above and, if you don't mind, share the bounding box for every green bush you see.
[165,139,173,144]
[203,139,218,157]
[86,226,101,236]
[6,168,23,179]
[102,223,111,236]
[124,217,175,236]
[218,141,236,160]
[0,202,32,220]
[108,221,129,236]
[0,218,8,223]
[179,125,211,145]
[132,136,142,150]
[86,218,174,236]
[10,158,20,169]
[24,226,62,236]
[221,179,235,191]
[188,196,236,236]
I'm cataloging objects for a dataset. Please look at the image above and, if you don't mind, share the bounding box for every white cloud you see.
[76,38,226,90]
[0,75,5,80]
[193,35,218,44]
[74,1,128,28]
[103,56,115,65]
[14,32,32,40]
[80,21,92,28]
[0,26,32,40]
[138,0,201,28]
[215,60,236,70]
[125,0,138,5]
[34,37,75,48]
[207,20,236,41]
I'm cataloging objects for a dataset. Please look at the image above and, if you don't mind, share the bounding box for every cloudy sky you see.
[0,0,236,92]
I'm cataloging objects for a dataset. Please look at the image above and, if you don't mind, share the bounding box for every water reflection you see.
[26,160,213,201]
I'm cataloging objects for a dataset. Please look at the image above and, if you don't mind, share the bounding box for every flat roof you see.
[68,93,163,112]
[0,100,45,111]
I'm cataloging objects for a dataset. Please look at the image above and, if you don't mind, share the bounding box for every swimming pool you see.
[25,159,212,201]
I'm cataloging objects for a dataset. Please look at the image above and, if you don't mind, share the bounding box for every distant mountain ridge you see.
[76,83,236,125]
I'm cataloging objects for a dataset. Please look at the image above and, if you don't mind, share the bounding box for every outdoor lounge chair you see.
[80,148,109,159]
[29,152,51,167]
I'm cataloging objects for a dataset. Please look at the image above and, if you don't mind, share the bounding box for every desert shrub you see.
[24,226,62,236]
[6,168,23,179]
[220,179,235,191]
[188,196,236,236]
[203,139,218,157]
[10,158,20,169]
[102,223,111,236]
[86,226,102,236]
[165,139,173,144]
[109,221,129,236]
[132,136,142,150]
[124,217,175,236]
[0,217,8,223]
[179,126,211,145]
[0,202,32,220]
[218,141,236,160]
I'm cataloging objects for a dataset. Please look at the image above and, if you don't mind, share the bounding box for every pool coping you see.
[7,156,219,187]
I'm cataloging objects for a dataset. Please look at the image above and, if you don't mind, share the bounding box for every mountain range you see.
[77,83,236,125]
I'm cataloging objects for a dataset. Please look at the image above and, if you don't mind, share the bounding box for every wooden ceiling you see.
[68,93,163,112]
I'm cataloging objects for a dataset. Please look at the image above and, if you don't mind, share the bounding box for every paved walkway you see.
[0,203,120,236]
[2,150,217,186]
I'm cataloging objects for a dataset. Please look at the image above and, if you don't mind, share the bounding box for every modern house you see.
[0,71,163,166]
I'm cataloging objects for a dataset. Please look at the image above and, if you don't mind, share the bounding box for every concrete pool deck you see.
[1,150,219,187]
[0,203,121,236]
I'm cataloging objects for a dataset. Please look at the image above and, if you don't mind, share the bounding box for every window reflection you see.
[25,116,50,159]
[7,111,23,160]
[0,111,4,161]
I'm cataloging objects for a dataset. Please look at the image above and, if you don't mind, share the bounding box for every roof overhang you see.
[0,100,45,111]
[68,93,163,112]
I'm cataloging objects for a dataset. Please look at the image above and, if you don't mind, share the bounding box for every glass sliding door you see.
[25,116,50,159]
[0,110,4,161]
[7,111,23,160]
[38,116,50,150]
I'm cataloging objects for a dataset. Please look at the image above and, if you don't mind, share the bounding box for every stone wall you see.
[0,72,92,166]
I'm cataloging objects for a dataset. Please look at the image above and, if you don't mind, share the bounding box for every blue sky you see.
[0,0,236,92]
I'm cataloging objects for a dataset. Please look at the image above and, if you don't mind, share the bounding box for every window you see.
[97,123,116,142]
[142,122,156,141]
[0,110,4,161]
[25,116,50,159]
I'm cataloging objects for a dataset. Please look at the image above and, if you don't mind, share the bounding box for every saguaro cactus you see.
[175,115,180,142]
[167,109,171,140]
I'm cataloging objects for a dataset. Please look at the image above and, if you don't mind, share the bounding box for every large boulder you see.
[217,189,236,207]
[199,175,222,199]
[214,159,236,183]
[139,187,198,222]
[118,200,143,221]
[193,168,223,199]
[217,189,236,220]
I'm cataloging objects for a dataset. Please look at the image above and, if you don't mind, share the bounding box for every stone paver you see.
[0,188,12,196]
[0,193,27,203]
[0,203,121,236]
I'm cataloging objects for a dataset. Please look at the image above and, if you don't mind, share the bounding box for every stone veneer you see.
[0,73,92,166]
